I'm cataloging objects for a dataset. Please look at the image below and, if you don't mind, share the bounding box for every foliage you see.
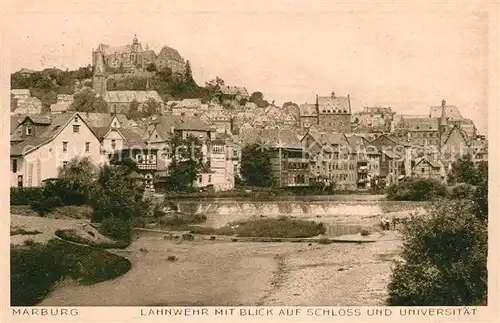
[158,213,207,226]
[386,179,447,201]
[55,157,97,205]
[472,179,488,222]
[146,63,157,72]
[10,187,43,206]
[450,183,474,200]
[90,165,146,223]
[240,143,274,187]
[141,98,162,118]
[30,193,62,216]
[70,88,108,113]
[109,152,139,174]
[125,99,141,120]
[387,199,487,306]
[205,76,225,100]
[235,218,325,238]
[249,91,270,108]
[162,133,205,191]
[448,154,486,186]
[99,217,133,242]
[11,239,131,305]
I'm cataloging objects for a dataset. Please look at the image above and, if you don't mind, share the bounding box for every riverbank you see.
[39,230,400,306]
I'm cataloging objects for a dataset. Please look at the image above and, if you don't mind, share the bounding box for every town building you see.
[411,157,446,183]
[103,90,163,114]
[11,89,31,101]
[155,46,186,75]
[352,106,395,133]
[50,103,71,114]
[299,92,352,133]
[214,86,250,105]
[10,113,101,187]
[12,97,43,115]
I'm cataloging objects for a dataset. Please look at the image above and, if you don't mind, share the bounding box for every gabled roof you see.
[25,115,52,125]
[119,128,146,147]
[429,105,463,119]
[149,115,213,141]
[103,91,163,104]
[256,129,303,150]
[10,112,98,156]
[299,104,317,117]
[218,86,249,97]
[442,125,471,147]
[413,157,442,169]
[317,95,350,112]
[50,103,71,113]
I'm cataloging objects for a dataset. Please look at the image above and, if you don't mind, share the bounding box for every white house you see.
[10,112,101,187]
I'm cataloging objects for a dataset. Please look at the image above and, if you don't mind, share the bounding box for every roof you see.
[11,112,96,156]
[218,86,249,97]
[92,126,113,140]
[50,103,71,113]
[119,128,146,147]
[299,104,317,117]
[103,91,163,104]
[382,150,400,159]
[25,115,52,125]
[10,115,26,133]
[177,98,202,108]
[80,113,127,128]
[256,129,303,149]
[150,115,213,140]
[429,105,463,119]
[157,46,184,62]
[317,95,350,112]
[11,89,30,96]
[400,117,439,131]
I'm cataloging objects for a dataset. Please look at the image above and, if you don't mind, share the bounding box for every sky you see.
[7,1,494,134]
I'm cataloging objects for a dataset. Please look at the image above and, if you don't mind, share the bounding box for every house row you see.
[10,112,236,192]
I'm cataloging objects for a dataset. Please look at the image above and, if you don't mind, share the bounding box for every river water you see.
[171,195,427,236]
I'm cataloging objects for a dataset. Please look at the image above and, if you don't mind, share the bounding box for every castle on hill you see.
[91,34,186,75]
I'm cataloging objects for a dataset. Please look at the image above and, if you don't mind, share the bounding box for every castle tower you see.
[92,50,108,97]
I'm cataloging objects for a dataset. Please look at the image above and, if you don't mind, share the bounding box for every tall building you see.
[299,91,352,133]
[92,35,186,75]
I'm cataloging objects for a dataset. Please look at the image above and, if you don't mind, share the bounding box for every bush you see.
[235,218,325,238]
[30,194,63,216]
[450,183,475,200]
[188,226,235,236]
[360,229,371,236]
[99,217,133,242]
[387,179,447,201]
[55,229,130,249]
[159,213,207,226]
[11,239,131,305]
[387,199,487,306]
[10,187,43,205]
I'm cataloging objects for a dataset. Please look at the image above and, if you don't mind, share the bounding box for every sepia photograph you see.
[4,0,496,316]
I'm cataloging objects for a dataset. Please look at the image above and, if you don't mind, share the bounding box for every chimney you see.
[441,99,446,107]
[331,91,335,98]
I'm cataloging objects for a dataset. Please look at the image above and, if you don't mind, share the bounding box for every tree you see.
[70,88,108,113]
[146,63,157,72]
[141,98,161,118]
[163,133,204,191]
[91,165,145,223]
[109,153,139,175]
[205,76,225,101]
[240,143,274,187]
[184,60,195,85]
[126,99,141,120]
[448,154,480,185]
[250,91,270,108]
[387,199,487,306]
[55,157,97,205]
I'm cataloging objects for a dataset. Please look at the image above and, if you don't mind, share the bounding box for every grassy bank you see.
[11,239,131,306]
[162,217,325,239]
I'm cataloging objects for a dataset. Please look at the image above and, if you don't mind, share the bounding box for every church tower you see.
[92,50,108,97]
[438,99,448,149]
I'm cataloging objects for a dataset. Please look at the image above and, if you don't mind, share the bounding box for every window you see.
[26,126,32,135]
[73,125,80,133]
[63,141,68,152]
[74,117,78,123]
[111,140,116,150]
[198,175,202,183]
[208,175,212,183]
[17,175,23,188]
[63,161,68,168]
[421,168,425,174]
[12,159,17,173]
[85,142,90,152]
